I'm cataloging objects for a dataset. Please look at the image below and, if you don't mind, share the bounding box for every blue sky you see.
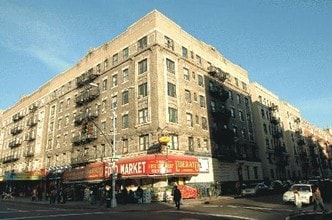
[0,0,331,129]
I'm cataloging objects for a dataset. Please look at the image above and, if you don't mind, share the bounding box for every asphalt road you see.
[0,194,331,220]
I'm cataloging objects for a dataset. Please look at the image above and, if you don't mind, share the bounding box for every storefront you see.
[115,154,200,201]
[62,162,113,201]
[3,169,45,197]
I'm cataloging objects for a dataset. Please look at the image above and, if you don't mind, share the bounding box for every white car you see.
[282,184,313,204]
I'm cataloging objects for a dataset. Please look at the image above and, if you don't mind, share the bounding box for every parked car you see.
[269,180,285,194]
[241,183,269,197]
[282,184,313,205]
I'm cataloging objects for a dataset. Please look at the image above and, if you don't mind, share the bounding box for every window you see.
[104,59,109,70]
[239,110,244,121]
[102,100,107,112]
[183,68,189,80]
[198,74,204,87]
[138,36,147,49]
[195,115,199,124]
[59,101,63,112]
[188,137,194,151]
[196,55,202,65]
[185,90,191,103]
[261,109,265,118]
[111,96,117,109]
[202,117,208,130]
[122,139,128,154]
[244,97,249,107]
[112,53,118,65]
[138,59,147,74]
[102,79,107,91]
[197,138,201,148]
[123,47,129,60]
[233,126,238,137]
[58,118,62,130]
[230,107,235,118]
[167,82,176,97]
[165,36,174,50]
[51,105,55,115]
[168,135,179,150]
[123,68,129,82]
[122,138,129,154]
[66,98,70,109]
[199,95,206,107]
[138,108,148,123]
[237,94,241,104]
[166,58,175,74]
[241,129,246,138]
[263,123,267,133]
[203,139,208,151]
[122,91,129,105]
[168,107,178,123]
[235,77,239,87]
[139,134,149,151]
[182,46,188,58]
[228,90,233,100]
[186,113,193,127]
[112,74,118,87]
[210,101,216,112]
[65,115,69,126]
[138,82,148,97]
[101,121,106,134]
[96,64,101,74]
[254,167,258,179]
[122,114,129,129]
[242,82,247,91]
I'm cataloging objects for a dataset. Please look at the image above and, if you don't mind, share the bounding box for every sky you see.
[0,0,331,129]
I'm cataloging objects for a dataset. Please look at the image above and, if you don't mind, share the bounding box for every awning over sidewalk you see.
[4,169,45,181]
[116,154,200,178]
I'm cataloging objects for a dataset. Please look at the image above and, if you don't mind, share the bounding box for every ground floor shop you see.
[1,169,45,199]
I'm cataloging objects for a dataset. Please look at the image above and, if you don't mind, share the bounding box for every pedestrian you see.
[235,181,241,195]
[293,190,302,213]
[136,186,143,204]
[31,188,37,201]
[173,185,182,210]
[312,185,327,213]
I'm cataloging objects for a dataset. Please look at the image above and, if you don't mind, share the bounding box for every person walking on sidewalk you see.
[312,185,327,213]
[173,185,182,210]
[293,190,302,213]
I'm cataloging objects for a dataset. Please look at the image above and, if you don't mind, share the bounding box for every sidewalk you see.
[1,196,231,212]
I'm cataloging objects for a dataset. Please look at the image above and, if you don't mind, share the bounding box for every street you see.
[0,194,331,220]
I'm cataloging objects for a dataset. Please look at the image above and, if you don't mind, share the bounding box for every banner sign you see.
[116,154,199,177]
[63,162,112,181]
[4,170,45,181]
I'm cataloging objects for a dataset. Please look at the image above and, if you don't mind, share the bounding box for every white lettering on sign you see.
[119,161,146,175]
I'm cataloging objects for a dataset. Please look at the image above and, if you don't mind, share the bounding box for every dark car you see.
[269,180,285,194]
[241,183,269,197]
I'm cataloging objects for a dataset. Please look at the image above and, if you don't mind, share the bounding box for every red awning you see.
[116,154,199,178]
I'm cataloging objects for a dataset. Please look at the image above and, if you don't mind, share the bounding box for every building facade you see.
[250,82,332,181]
[0,10,331,197]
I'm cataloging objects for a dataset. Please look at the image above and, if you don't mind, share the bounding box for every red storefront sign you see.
[63,162,112,181]
[116,154,199,177]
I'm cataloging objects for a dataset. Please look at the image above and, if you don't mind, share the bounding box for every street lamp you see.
[111,109,117,208]
[89,82,117,208]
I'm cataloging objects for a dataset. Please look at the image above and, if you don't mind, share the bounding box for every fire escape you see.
[71,68,100,166]
[269,104,289,179]
[208,65,235,162]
